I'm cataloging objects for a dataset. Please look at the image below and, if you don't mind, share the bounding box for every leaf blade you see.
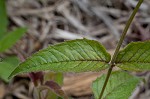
[0,27,27,52]
[0,56,19,82]
[115,41,150,71]
[92,71,141,99]
[0,0,8,39]
[9,39,111,78]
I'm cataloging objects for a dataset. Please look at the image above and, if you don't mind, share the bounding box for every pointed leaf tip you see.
[9,39,111,78]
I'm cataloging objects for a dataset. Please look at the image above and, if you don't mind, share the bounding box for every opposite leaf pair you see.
[9,39,150,78]
[8,39,150,99]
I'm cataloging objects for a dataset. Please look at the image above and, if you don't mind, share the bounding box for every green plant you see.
[0,0,26,82]
[8,0,146,99]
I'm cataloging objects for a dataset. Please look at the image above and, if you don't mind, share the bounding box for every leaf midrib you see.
[116,61,150,64]
[25,59,108,66]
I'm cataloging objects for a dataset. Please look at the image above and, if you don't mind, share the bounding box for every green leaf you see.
[45,80,68,99]
[0,0,8,39]
[0,56,19,82]
[44,72,63,85]
[92,71,141,99]
[9,39,111,78]
[115,41,150,71]
[44,72,64,99]
[0,27,27,53]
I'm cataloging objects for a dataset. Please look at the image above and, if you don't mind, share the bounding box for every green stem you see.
[110,0,144,64]
[99,0,144,99]
[99,65,113,98]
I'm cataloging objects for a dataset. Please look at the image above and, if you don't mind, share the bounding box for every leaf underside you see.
[92,71,140,99]
[9,39,111,78]
[116,41,150,71]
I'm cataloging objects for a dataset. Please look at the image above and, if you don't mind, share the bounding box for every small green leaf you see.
[0,0,8,39]
[115,41,150,71]
[44,72,64,99]
[0,56,19,82]
[44,72,63,85]
[92,71,141,99]
[0,27,27,52]
[45,80,68,99]
[9,39,111,78]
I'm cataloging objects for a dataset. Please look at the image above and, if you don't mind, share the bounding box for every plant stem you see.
[99,0,144,99]
[99,65,113,98]
[110,0,144,64]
